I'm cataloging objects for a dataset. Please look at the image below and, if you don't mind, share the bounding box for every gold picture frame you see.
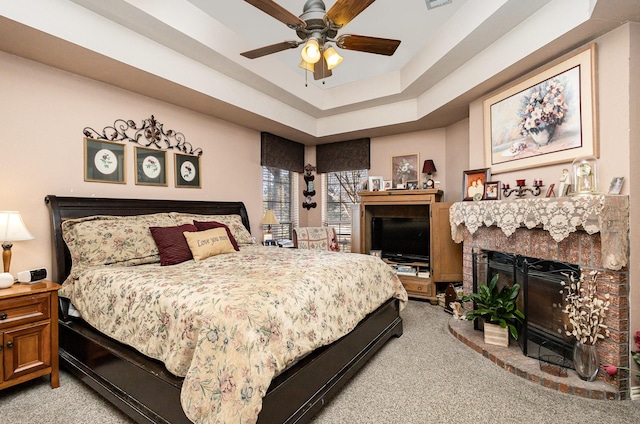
[483,44,598,174]
[135,147,167,186]
[391,153,419,188]
[175,153,201,188]
[84,138,126,184]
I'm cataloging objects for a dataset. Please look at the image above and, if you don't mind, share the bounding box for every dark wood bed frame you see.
[45,195,403,424]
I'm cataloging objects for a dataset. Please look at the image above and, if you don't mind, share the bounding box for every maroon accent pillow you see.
[193,221,240,251]
[149,224,198,266]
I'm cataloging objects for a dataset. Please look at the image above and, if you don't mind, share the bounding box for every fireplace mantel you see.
[449,195,629,270]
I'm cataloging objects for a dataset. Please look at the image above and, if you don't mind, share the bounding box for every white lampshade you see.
[300,38,321,64]
[323,46,343,70]
[1,211,34,276]
[0,211,34,242]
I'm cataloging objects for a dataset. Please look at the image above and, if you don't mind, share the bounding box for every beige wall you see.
[0,51,263,276]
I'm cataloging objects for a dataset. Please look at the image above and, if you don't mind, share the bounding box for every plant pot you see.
[484,322,509,347]
[573,341,599,381]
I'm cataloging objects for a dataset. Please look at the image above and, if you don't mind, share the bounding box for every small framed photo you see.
[383,180,392,190]
[406,181,419,190]
[462,168,491,201]
[84,138,126,184]
[484,181,501,200]
[545,183,556,198]
[608,177,624,195]
[368,176,383,192]
[135,147,167,186]
[369,250,382,258]
[175,153,201,188]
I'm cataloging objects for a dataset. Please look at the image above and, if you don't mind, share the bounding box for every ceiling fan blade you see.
[336,34,401,56]
[326,0,376,27]
[244,0,305,29]
[240,40,300,59]
[313,56,332,80]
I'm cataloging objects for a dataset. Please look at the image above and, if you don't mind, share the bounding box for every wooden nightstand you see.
[0,280,61,391]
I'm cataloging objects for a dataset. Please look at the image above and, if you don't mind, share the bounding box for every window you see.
[322,169,367,252]
[262,166,298,240]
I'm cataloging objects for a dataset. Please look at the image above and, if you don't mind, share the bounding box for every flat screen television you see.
[371,217,430,263]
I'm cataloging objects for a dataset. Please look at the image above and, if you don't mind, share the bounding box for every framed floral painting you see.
[84,137,126,184]
[391,153,419,188]
[483,44,598,173]
[175,153,201,188]
[135,147,167,186]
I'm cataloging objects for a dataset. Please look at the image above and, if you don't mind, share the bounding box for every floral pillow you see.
[61,213,175,279]
[171,213,254,245]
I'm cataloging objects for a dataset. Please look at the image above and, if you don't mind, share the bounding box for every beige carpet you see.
[1,300,639,423]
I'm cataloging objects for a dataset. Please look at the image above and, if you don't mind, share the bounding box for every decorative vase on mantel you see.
[530,124,556,146]
[573,341,599,381]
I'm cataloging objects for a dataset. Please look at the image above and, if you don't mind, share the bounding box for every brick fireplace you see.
[449,195,631,399]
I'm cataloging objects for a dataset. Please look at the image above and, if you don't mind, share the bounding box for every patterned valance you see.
[449,195,629,270]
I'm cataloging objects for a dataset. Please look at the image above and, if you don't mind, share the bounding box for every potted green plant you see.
[460,274,525,347]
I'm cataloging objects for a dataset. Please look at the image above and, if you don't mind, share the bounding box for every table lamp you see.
[422,160,437,189]
[0,211,35,288]
[261,209,279,241]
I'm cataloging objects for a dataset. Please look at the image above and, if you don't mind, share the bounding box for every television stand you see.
[359,189,463,302]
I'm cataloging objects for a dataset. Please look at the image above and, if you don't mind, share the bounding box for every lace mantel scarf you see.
[449,195,629,270]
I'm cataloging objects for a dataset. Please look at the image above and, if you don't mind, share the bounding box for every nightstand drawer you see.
[401,278,435,296]
[0,293,51,329]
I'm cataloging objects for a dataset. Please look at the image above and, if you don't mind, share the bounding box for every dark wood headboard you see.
[45,195,251,284]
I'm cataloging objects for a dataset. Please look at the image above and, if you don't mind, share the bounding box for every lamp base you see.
[0,272,14,289]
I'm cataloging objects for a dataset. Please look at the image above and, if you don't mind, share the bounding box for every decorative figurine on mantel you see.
[558,168,571,196]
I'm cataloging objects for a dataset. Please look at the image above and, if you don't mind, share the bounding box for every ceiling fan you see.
[240,0,401,81]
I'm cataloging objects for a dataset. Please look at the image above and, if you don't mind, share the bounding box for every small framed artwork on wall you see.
[84,137,126,184]
[175,153,201,188]
[135,147,167,186]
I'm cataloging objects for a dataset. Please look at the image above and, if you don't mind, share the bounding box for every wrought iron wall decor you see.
[302,164,317,210]
[83,115,203,156]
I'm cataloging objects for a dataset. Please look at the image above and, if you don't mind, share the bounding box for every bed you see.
[45,195,406,424]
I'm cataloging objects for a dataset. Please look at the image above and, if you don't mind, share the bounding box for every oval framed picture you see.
[175,153,201,188]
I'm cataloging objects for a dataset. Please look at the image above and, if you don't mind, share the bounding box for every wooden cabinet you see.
[0,280,60,391]
[359,190,462,302]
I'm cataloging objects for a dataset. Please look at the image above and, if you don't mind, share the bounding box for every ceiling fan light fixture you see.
[323,46,343,70]
[300,38,321,64]
[298,60,315,72]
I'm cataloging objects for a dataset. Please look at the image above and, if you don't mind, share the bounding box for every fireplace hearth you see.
[450,195,630,398]
[473,250,580,366]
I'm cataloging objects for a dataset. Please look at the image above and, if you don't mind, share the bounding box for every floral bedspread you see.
[60,245,407,423]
